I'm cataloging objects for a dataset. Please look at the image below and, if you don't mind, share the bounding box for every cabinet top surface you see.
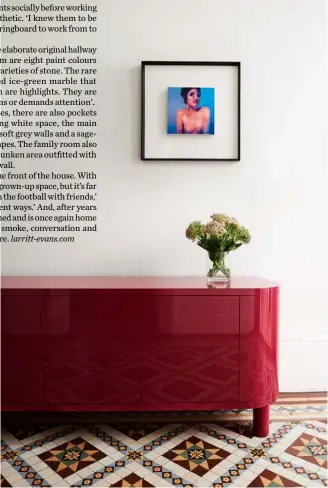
[1,276,279,295]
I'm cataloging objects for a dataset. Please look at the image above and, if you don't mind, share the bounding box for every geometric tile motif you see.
[106,423,167,441]
[261,432,285,450]
[88,427,122,443]
[71,470,109,486]
[163,435,230,476]
[110,473,155,487]
[88,428,128,452]
[242,457,256,466]
[73,451,182,487]
[19,426,76,453]
[285,433,328,468]
[71,463,127,487]
[198,425,250,450]
[259,425,297,453]
[307,472,327,484]
[202,421,255,438]
[1,455,51,487]
[143,426,185,451]
[111,446,160,465]
[304,423,327,433]
[248,447,267,458]
[3,424,55,441]
[39,437,106,478]
[1,394,327,488]
[0,451,19,462]
[0,475,12,487]
[5,457,51,487]
[73,454,185,488]
[212,462,249,486]
[126,450,144,463]
[248,469,303,487]
[281,424,294,431]
[142,459,194,486]
[269,456,328,485]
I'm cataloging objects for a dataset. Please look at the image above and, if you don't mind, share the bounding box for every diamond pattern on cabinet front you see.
[140,296,239,404]
[43,341,140,404]
[141,338,239,403]
[42,294,141,404]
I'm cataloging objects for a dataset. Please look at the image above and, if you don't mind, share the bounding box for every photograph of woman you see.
[167,87,215,135]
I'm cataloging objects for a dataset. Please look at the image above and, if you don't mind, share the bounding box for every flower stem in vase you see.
[207,251,230,282]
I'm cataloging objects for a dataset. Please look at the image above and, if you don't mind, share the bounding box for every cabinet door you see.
[141,296,239,403]
[239,294,279,404]
[42,293,140,404]
[1,292,42,404]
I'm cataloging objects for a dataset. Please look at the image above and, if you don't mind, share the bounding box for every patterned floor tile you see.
[110,472,155,487]
[142,458,198,486]
[0,451,52,487]
[142,426,187,452]
[163,435,230,476]
[0,451,20,463]
[267,454,328,485]
[88,427,125,446]
[38,437,106,478]
[70,463,125,486]
[247,468,304,486]
[285,432,327,468]
[208,422,255,439]
[16,427,77,455]
[247,447,268,459]
[107,424,167,442]
[2,425,57,442]
[303,422,327,434]
[1,395,327,487]
[210,462,251,486]
[0,475,12,487]
[197,424,252,453]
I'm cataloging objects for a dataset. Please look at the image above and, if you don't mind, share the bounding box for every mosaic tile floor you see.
[1,394,327,487]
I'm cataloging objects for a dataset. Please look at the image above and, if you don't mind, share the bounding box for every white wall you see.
[2,0,328,391]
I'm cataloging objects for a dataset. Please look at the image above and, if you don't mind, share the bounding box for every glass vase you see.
[206,250,231,284]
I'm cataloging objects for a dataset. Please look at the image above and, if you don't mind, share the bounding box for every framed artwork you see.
[141,61,241,161]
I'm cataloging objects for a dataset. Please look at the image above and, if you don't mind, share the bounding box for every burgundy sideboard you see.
[0,276,279,437]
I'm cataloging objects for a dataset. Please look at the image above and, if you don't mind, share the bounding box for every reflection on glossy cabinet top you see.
[1,276,279,295]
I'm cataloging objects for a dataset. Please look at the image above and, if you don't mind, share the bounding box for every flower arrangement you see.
[185,213,251,282]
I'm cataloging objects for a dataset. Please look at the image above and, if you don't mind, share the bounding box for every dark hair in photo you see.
[180,87,201,104]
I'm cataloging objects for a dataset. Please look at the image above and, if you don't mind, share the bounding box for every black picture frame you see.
[141,61,241,161]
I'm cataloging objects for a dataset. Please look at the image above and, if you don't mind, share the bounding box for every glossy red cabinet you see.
[140,296,239,403]
[239,293,279,405]
[42,294,140,404]
[1,291,42,404]
[1,276,279,437]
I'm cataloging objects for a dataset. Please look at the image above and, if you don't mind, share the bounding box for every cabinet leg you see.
[253,405,270,437]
